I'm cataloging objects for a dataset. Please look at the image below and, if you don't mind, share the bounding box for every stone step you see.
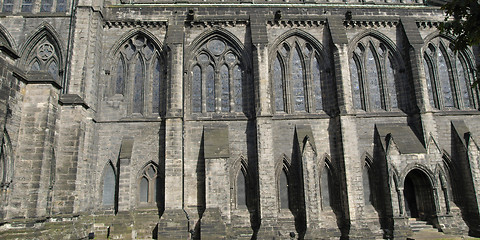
[408,218,435,232]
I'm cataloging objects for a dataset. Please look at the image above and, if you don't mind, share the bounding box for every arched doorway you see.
[403,169,437,221]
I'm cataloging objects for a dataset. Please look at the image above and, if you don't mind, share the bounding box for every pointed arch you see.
[20,22,64,68]
[275,155,292,210]
[363,154,375,206]
[108,28,164,60]
[320,158,334,210]
[230,155,250,210]
[0,24,17,51]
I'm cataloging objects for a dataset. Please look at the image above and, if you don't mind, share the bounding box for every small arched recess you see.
[21,23,64,87]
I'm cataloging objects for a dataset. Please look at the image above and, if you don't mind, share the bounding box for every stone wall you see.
[0,1,479,239]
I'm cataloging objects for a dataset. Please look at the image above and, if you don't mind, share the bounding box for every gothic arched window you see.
[102,162,116,206]
[139,163,160,203]
[236,168,247,209]
[111,34,165,116]
[272,37,328,113]
[423,37,478,110]
[350,37,404,112]
[363,163,374,206]
[279,168,289,209]
[190,37,244,114]
[0,130,13,190]
[320,165,332,210]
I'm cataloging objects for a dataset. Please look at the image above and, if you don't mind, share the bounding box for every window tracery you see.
[423,37,478,110]
[350,37,401,112]
[139,163,160,203]
[272,37,328,114]
[27,39,61,82]
[190,37,244,114]
[112,34,165,116]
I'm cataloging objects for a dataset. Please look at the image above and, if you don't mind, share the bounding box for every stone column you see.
[250,14,277,238]
[52,94,89,215]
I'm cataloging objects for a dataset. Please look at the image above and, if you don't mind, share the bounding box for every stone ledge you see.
[58,94,89,109]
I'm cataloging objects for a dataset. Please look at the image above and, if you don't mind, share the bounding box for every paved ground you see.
[408,228,479,240]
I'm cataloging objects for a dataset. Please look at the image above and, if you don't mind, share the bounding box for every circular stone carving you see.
[37,43,54,60]
[207,39,226,55]
[225,52,236,64]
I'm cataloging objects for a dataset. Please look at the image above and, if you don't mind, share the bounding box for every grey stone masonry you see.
[0,1,480,239]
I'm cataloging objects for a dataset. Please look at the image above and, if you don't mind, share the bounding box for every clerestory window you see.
[272,36,328,113]
[423,37,478,110]
[191,38,244,114]
[112,34,165,116]
[350,37,408,112]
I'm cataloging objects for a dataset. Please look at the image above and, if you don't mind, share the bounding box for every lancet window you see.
[0,130,13,190]
[350,37,402,111]
[191,38,244,114]
[272,36,327,113]
[423,37,478,110]
[102,162,116,206]
[320,165,332,210]
[236,168,247,209]
[112,34,165,116]
[279,168,290,209]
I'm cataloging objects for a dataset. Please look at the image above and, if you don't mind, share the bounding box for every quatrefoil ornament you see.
[37,43,54,60]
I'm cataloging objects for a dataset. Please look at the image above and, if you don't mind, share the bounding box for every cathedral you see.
[0,0,479,239]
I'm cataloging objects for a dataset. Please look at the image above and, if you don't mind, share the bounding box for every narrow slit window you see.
[233,65,243,112]
[192,65,202,112]
[236,170,247,208]
[152,58,162,114]
[279,169,289,209]
[206,65,215,112]
[220,65,230,112]
[274,56,285,112]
